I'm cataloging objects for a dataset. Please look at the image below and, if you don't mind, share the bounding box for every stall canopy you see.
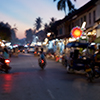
[66,42,95,49]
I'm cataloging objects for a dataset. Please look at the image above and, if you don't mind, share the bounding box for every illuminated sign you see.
[71,26,83,38]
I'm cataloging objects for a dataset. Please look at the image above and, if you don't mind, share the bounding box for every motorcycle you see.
[0,56,11,73]
[38,58,46,70]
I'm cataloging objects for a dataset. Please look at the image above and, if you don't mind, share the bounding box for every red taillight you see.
[23,50,25,52]
[5,59,10,64]
[34,51,37,54]
[41,60,44,63]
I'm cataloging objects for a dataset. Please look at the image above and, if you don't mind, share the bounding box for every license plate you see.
[86,68,91,72]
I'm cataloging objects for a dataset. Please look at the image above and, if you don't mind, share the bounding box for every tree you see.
[25,28,33,43]
[0,22,12,41]
[34,17,42,31]
[49,17,56,27]
[53,0,76,15]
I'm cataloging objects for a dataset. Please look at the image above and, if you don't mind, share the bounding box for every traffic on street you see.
[0,53,100,100]
[0,0,100,100]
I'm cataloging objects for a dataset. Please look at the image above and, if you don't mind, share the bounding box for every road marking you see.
[47,89,55,99]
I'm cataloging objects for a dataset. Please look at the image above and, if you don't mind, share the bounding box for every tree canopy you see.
[25,28,33,43]
[34,17,42,31]
[0,22,12,41]
[53,0,76,15]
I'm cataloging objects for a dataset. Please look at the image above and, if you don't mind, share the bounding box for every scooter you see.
[0,56,11,73]
[38,58,46,70]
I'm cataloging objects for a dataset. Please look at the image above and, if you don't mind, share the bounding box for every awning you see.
[66,42,95,49]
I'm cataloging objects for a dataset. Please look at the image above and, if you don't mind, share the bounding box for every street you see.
[0,53,100,100]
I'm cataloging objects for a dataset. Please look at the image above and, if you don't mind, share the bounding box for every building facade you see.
[56,0,100,42]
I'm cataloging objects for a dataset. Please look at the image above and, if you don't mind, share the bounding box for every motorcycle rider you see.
[39,48,46,63]
[3,47,9,59]
[0,47,11,72]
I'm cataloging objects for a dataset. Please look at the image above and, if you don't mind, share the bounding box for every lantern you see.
[71,26,83,38]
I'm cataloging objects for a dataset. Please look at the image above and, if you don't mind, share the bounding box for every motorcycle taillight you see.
[41,60,44,63]
[5,59,10,64]
[34,51,37,54]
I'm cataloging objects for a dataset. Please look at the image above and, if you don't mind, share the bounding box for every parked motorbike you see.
[0,56,11,73]
[38,58,46,70]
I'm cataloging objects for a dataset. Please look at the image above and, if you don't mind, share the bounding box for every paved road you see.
[0,53,100,100]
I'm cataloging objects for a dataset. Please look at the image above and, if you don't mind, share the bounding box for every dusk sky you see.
[0,0,90,39]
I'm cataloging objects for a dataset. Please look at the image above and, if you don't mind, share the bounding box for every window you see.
[81,17,83,25]
[72,22,74,28]
[69,25,71,33]
[89,13,91,25]
[84,15,86,22]
[76,19,79,26]
[93,10,96,23]
[59,28,62,35]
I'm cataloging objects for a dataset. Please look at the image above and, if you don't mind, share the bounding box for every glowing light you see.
[71,26,83,38]
[47,32,51,37]
[81,22,86,29]
[3,75,12,93]
[69,38,76,42]
[44,38,48,42]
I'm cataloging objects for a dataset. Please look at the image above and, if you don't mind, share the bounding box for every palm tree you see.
[49,17,56,26]
[34,17,42,31]
[53,0,76,15]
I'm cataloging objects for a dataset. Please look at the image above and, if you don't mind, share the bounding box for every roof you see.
[66,42,95,49]
[63,0,99,22]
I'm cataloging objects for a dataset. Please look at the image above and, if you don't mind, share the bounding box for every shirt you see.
[3,51,9,59]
